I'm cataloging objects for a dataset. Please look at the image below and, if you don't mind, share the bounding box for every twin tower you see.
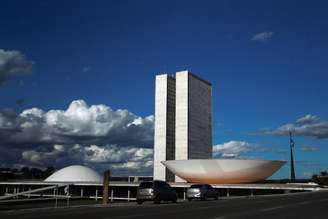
[154,70,213,182]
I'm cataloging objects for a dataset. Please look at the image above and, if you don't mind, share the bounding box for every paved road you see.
[1,191,328,219]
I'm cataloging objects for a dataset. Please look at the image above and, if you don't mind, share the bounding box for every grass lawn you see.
[0,198,103,211]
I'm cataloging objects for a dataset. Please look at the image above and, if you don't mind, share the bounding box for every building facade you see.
[153,71,212,182]
[153,74,176,182]
[175,71,212,181]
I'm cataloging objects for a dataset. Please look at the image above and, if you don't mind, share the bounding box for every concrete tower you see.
[153,71,212,182]
[175,71,212,182]
[153,74,176,182]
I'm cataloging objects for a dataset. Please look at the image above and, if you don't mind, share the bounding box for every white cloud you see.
[212,140,287,158]
[22,144,154,174]
[111,160,153,171]
[84,145,153,163]
[297,114,320,125]
[251,31,274,42]
[0,49,34,84]
[0,99,154,146]
[0,100,155,175]
[213,141,257,158]
[22,144,66,164]
[259,114,328,139]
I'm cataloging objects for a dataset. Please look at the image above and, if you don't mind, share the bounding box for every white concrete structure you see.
[153,71,212,182]
[162,159,286,184]
[44,165,102,183]
[175,71,212,159]
[154,74,176,182]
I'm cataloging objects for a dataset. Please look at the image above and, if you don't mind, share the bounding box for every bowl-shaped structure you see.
[44,165,102,183]
[162,159,285,184]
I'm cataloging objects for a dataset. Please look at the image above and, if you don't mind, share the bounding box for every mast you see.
[289,131,296,182]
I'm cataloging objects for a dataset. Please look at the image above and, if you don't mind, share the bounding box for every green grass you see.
[0,198,103,211]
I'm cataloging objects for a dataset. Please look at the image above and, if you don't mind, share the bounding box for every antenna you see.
[289,131,296,182]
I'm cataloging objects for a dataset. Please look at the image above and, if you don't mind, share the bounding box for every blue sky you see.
[0,0,327,178]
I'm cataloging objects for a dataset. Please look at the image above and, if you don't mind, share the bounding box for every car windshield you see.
[190,184,203,188]
[139,182,153,189]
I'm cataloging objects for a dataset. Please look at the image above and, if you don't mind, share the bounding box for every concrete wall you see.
[165,76,176,182]
[175,71,189,161]
[153,74,175,181]
[187,73,212,159]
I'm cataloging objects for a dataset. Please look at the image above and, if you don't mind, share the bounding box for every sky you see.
[0,0,328,178]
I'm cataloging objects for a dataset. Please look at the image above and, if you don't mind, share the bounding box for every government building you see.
[153,70,212,182]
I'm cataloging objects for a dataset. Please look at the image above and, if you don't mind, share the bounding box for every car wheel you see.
[188,198,192,202]
[201,195,207,201]
[137,200,143,205]
[214,195,219,200]
[154,196,161,204]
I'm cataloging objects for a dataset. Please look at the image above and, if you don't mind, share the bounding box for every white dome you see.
[44,165,102,183]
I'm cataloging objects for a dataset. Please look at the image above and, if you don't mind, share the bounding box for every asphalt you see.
[1,191,327,219]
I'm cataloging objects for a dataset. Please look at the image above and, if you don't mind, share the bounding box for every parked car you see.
[136,180,178,204]
[187,184,219,201]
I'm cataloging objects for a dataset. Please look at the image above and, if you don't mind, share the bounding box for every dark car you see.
[136,180,177,204]
[187,184,219,201]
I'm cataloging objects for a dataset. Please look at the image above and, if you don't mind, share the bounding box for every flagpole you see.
[290,132,296,182]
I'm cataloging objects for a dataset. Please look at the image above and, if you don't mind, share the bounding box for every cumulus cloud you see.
[296,114,320,125]
[84,145,153,164]
[0,99,154,147]
[0,49,34,84]
[213,140,287,158]
[0,100,154,175]
[251,31,274,42]
[22,144,153,175]
[22,144,65,164]
[258,114,328,139]
[213,141,258,158]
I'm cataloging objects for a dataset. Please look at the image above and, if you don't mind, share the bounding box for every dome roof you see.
[44,165,102,183]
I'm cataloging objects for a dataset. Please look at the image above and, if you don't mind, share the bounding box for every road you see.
[1,191,327,219]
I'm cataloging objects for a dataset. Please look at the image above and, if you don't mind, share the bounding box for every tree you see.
[42,166,55,179]
[312,171,328,185]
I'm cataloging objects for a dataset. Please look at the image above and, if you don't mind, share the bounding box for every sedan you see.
[187,184,219,201]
